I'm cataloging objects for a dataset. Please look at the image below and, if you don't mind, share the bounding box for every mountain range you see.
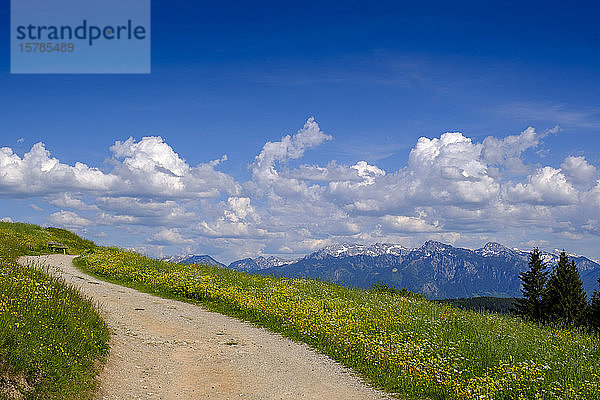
[228,255,295,272]
[162,254,225,267]
[165,241,600,299]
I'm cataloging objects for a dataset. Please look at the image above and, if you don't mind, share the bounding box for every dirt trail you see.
[19,255,394,400]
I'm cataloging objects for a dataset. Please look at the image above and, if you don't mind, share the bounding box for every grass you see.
[436,297,519,315]
[0,222,95,262]
[77,247,600,400]
[0,222,109,400]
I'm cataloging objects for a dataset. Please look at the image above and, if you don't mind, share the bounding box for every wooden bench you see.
[47,241,68,254]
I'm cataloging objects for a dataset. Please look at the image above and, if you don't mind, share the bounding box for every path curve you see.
[19,255,394,400]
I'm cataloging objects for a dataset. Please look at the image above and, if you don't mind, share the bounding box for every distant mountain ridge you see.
[162,254,225,268]
[229,255,295,272]
[166,241,600,300]
[164,254,294,272]
[250,241,600,299]
[309,243,410,258]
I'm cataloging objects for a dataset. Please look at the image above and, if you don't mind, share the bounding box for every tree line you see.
[516,248,600,330]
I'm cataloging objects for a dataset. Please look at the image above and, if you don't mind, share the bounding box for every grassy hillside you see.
[77,247,600,400]
[0,222,109,400]
[436,296,518,314]
[0,222,95,261]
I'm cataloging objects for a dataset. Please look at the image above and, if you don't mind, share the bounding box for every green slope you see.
[0,222,109,400]
[77,247,600,400]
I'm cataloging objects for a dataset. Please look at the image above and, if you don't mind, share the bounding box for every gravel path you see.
[19,255,394,400]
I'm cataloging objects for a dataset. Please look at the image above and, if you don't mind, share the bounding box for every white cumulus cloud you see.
[0,137,240,200]
[381,215,441,232]
[109,136,240,198]
[147,228,194,245]
[2,119,599,262]
[47,193,97,210]
[481,126,543,171]
[48,210,92,228]
[251,117,332,184]
[561,156,598,187]
[0,143,116,196]
[505,167,578,205]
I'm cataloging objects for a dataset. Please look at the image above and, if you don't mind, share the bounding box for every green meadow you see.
[0,222,109,400]
[77,246,600,400]
[1,221,599,399]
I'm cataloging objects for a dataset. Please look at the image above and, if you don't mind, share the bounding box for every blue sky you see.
[1,1,599,263]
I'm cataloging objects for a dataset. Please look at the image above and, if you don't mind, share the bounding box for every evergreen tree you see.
[542,251,588,326]
[515,248,548,321]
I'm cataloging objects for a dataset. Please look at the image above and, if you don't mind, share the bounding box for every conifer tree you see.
[515,248,548,321]
[542,251,588,325]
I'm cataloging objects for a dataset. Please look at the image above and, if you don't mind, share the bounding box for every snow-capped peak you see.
[474,242,515,257]
[420,240,451,253]
[253,255,295,269]
[308,243,409,259]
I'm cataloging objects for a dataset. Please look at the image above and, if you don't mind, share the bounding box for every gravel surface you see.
[19,255,395,400]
